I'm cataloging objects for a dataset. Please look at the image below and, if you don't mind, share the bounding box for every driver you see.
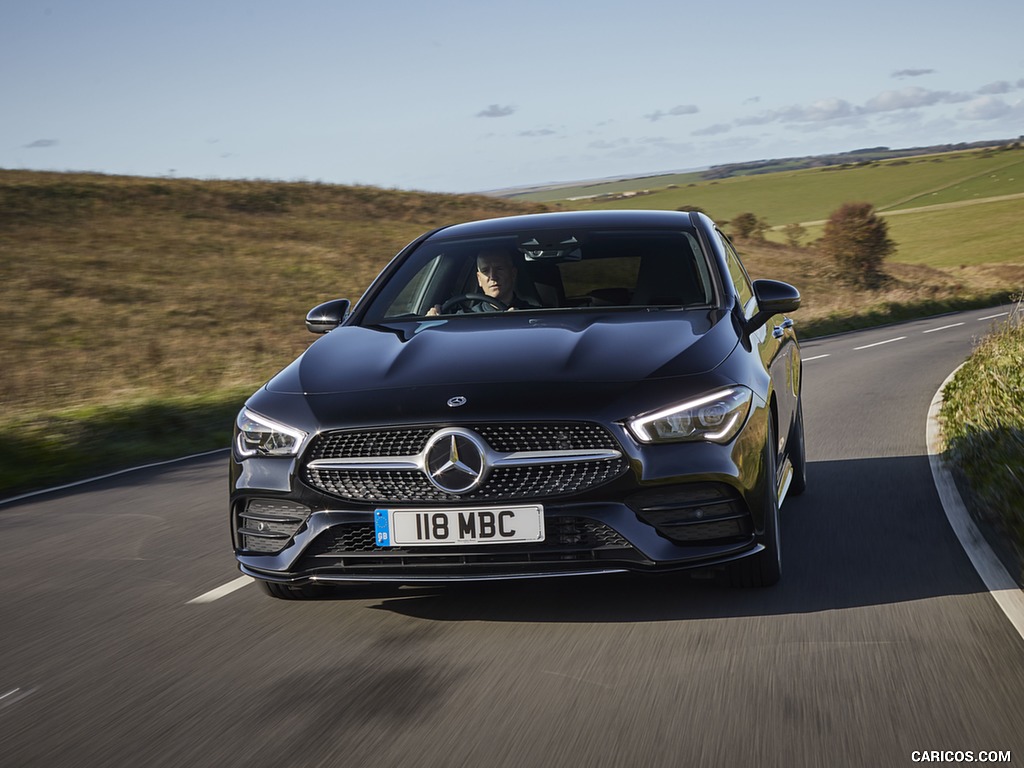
[427,249,534,315]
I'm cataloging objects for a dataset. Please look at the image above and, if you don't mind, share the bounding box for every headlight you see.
[627,387,752,444]
[235,409,308,458]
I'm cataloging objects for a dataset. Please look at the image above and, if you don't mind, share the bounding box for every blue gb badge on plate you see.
[374,509,391,547]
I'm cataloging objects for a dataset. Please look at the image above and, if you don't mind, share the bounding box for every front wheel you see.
[730,419,781,588]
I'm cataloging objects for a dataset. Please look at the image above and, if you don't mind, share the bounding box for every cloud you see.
[862,86,972,113]
[476,104,516,118]
[519,128,557,137]
[977,81,1014,95]
[892,68,935,78]
[742,87,973,125]
[740,98,859,125]
[692,123,732,137]
[729,83,990,132]
[787,98,859,122]
[957,96,1015,121]
[734,112,777,127]
[24,139,58,149]
[644,104,699,122]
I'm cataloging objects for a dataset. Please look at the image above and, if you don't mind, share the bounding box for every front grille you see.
[303,423,628,503]
[312,428,435,459]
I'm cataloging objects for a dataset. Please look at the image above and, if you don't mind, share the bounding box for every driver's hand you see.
[426,305,441,317]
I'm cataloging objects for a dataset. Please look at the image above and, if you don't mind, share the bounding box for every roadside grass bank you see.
[940,309,1024,580]
[797,291,1014,338]
[0,390,250,499]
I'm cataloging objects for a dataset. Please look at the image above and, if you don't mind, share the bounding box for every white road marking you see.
[0,687,35,710]
[802,354,830,362]
[854,336,906,350]
[927,367,1024,642]
[187,576,254,604]
[923,323,965,334]
[978,312,1009,321]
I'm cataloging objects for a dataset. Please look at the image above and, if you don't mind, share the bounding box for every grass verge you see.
[0,389,251,499]
[940,309,1024,580]
[798,291,1015,338]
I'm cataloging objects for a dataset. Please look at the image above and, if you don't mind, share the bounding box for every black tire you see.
[788,396,807,497]
[258,579,331,600]
[730,418,782,588]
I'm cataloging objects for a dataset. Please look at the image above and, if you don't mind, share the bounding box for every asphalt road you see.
[2,306,1023,768]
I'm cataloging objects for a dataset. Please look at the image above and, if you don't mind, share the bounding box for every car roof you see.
[428,209,702,241]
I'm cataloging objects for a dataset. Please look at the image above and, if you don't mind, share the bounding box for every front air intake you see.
[237,499,312,554]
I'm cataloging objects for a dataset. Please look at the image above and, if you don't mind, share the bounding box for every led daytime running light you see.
[235,409,307,458]
[628,387,751,444]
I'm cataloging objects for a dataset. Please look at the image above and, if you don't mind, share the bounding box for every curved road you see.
[2,306,1023,767]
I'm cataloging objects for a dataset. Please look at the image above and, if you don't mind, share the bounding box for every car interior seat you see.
[631,249,706,306]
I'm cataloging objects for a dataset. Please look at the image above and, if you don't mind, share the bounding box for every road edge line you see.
[0,448,229,508]
[927,366,1024,641]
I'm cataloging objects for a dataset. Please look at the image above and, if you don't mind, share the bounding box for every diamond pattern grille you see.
[303,423,627,503]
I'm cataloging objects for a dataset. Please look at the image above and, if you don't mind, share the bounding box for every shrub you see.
[730,212,768,240]
[820,202,896,287]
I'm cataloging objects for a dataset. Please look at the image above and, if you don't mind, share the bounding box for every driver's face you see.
[476,252,516,303]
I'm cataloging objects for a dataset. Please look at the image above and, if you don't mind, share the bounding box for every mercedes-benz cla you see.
[230,209,805,598]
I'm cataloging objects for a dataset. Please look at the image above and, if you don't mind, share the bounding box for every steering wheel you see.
[440,293,509,313]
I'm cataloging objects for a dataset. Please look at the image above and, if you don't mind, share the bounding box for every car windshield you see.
[363,228,716,323]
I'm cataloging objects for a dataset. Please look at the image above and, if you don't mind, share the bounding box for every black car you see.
[230,209,805,598]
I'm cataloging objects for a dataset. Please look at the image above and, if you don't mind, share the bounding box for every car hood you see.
[267,310,736,397]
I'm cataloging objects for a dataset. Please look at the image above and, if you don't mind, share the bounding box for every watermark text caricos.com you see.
[911,751,1011,763]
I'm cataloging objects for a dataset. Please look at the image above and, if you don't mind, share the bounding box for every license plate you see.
[374,505,544,547]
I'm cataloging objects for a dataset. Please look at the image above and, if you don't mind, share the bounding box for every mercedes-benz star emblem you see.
[447,396,467,408]
[423,428,488,494]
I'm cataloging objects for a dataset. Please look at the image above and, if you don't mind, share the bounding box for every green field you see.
[546,145,1023,221]
[537,145,1024,272]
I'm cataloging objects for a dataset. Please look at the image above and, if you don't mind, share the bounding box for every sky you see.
[3,0,1023,194]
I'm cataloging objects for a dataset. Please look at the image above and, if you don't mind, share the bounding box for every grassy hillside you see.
[0,171,546,416]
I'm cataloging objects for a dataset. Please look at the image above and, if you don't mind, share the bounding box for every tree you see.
[820,202,896,287]
[729,212,768,240]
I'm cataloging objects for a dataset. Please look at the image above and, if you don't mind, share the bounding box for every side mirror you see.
[305,298,350,334]
[743,280,800,336]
